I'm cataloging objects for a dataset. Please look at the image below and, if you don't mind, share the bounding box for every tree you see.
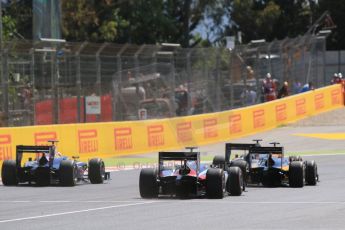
[115,0,220,47]
[273,0,313,39]
[1,0,33,40]
[216,0,314,44]
[61,0,128,42]
[317,0,345,50]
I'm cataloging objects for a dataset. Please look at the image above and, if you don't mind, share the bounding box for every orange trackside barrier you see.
[0,84,343,166]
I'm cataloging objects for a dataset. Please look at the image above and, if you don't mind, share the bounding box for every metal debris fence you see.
[0,34,327,127]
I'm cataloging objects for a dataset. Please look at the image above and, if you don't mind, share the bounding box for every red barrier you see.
[35,100,53,125]
[100,94,113,121]
[59,97,79,124]
[35,95,113,125]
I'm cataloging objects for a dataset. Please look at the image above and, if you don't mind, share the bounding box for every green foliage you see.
[0,0,343,49]
[1,0,32,40]
[115,0,215,47]
[219,0,315,43]
[2,15,17,40]
[61,0,128,42]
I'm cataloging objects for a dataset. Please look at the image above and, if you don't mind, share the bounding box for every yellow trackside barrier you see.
[0,84,343,164]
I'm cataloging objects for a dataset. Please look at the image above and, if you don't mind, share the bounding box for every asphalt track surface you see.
[1,126,345,230]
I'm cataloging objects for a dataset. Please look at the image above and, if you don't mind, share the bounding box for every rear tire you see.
[305,160,317,185]
[88,158,105,184]
[227,166,243,196]
[230,159,248,188]
[1,160,18,186]
[206,168,224,199]
[212,155,225,169]
[59,160,77,186]
[139,168,158,198]
[289,161,304,188]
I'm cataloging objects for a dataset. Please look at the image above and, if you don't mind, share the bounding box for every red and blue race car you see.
[139,147,244,199]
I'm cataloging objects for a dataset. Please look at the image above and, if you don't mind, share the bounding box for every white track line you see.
[4,200,345,204]
[0,201,156,223]
[0,200,144,203]
[1,200,344,206]
[184,201,345,204]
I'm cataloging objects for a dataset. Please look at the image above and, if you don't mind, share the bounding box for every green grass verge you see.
[285,150,345,156]
[103,155,216,167]
[103,150,345,167]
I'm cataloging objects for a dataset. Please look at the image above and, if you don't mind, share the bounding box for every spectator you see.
[338,73,345,96]
[241,86,257,105]
[277,81,289,99]
[331,73,341,84]
[331,73,345,90]
[263,73,277,101]
[292,79,302,94]
[20,83,33,109]
[175,85,190,116]
[300,82,314,93]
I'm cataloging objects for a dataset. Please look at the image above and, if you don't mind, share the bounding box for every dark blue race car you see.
[1,141,110,186]
[213,141,319,188]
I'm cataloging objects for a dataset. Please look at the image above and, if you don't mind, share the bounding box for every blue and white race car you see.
[213,141,318,187]
[1,141,109,186]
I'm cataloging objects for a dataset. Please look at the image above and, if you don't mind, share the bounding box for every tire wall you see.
[0,85,343,166]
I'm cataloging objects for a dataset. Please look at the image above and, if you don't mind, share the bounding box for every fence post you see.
[134,45,145,78]
[96,43,108,122]
[186,50,192,113]
[114,44,128,121]
[229,50,234,109]
[321,37,327,86]
[170,54,176,113]
[76,42,87,123]
[301,39,306,86]
[51,50,59,124]
[215,49,221,112]
[30,48,35,125]
[202,49,209,112]
[1,49,9,126]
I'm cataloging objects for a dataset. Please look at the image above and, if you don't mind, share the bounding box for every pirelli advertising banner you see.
[0,85,343,163]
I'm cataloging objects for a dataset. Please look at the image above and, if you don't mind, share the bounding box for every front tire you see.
[59,160,77,186]
[139,168,158,198]
[206,168,224,199]
[1,160,18,186]
[88,158,105,184]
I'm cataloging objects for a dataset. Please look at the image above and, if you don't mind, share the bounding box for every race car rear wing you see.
[225,143,257,163]
[158,151,200,174]
[248,146,284,155]
[159,152,199,161]
[16,145,55,168]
